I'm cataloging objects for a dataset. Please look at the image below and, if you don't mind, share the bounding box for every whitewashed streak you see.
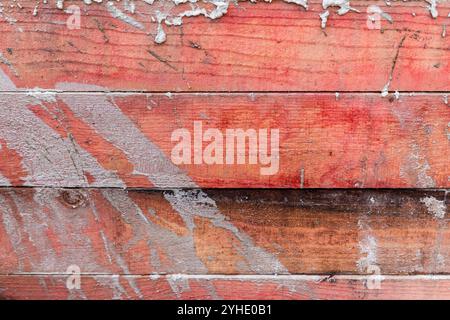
[56,83,288,274]
[0,69,287,275]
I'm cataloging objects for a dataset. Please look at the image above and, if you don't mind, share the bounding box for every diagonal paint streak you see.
[0,71,144,296]
[56,84,196,189]
[0,69,286,282]
[0,70,124,188]
[164,189,287,274]
[0,53,18,77]
[29,100,151,187]
[101,189,208,274]
[0,187,133,298]
[0,68,16,90]
[34,189,139,298]
[56,82,287,274]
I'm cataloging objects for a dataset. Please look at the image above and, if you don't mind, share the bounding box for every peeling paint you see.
[319,10,329,29]
[323,0,359,15]
[0,0,444,44]
[368,4,393,23]
[426,0,439,18]
[106,1,145,30]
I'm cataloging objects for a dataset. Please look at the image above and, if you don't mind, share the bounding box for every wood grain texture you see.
[0,0,448,92]
[0,188,447,275]
[0,0,449,301]
[1,275,449,300]
[0,93,448,188]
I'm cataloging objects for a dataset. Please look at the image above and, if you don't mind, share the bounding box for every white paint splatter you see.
[320,10,329,29]
[367,4,393,23]
[426,0,439,19]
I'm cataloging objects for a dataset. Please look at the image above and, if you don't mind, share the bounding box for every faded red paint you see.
[29,102,154,188]
[0,139,27,185]
[0,2,448,91]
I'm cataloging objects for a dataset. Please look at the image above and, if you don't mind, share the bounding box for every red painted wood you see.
[0,93,448,188]
[0,1,448,91]
[0,0,448,301]
[1,275,449,300]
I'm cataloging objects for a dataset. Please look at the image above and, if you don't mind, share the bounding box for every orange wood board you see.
[0,188,447,275]
[0,0,448,92]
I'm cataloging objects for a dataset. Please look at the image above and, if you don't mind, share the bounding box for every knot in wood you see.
[59,190,87,209]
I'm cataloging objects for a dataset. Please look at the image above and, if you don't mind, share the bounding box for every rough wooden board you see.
[0,93,448,188]
[0,1,448,91]
[0,188,447,275]
[1,275,449,300]
[0,0,448,301]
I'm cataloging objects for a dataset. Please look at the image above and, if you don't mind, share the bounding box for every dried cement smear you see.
[420,196,447,219]
[0,0,446,44]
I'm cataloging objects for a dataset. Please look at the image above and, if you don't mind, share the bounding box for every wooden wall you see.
[0,0,448,300]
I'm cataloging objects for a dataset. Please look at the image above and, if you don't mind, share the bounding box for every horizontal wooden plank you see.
[0,92,448,188]
[0,188,448,275]
[0,0,448,92]
[1,275,449,300]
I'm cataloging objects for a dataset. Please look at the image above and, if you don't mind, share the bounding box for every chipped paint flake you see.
[320,10,329,29]
[426,0,439,19]
[322,0,359,16]
[368,4,393,23]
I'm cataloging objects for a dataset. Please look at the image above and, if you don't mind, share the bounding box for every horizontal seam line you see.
[3,274,450,278]
[0,91,448,94]
[0,186,449,191]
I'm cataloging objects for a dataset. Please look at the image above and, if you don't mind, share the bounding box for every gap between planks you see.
[0,186,449,191]
[0,91,448,94]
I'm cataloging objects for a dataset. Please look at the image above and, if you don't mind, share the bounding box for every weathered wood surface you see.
[1,275,449,300]
[0,188,447,275]
[0,0,448,92]
[0,93,448,188]
[0,0,449,300]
